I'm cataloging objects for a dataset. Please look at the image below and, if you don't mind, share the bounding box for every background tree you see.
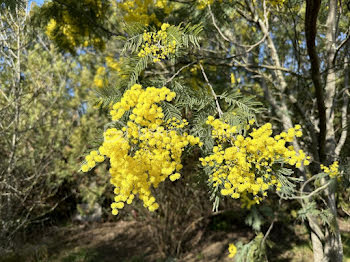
[0,1,110,250]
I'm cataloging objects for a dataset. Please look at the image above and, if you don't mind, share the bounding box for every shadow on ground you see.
[3,218,350,262]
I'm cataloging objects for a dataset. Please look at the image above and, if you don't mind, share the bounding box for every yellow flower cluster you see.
[46,16,79,48]
[321,161,339,178]
[81,150,105,172]
[138,23,177,63]
[200,117,310,205]
[46,19,57,38]
[118,0,172,26]
[155,0,167,8]
[106,56,123,73]
[230,73,236,85]
[197,0,215,9]
[228,243,237,258]
[93,66,107,88]
[45,1,106,50]
[268,0,286,6]
[119,0,157,26]
[81,84,201,215]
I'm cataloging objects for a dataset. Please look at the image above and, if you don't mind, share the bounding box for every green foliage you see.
[0,2,111,248]
[297,203,334,230]
[160,101,182,121]
[121,22,146,53]
[122,23,202,87]
[218,91,263,119]
[245,206,274,232]
[31,0,114,52]
[0,0,25,11]
[274,167,301,198]
[235,233,268,262]
[59,248,99,262]
[245,207,266,232]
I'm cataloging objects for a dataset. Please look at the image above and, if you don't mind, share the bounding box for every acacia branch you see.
[280,181,332,200]
[208,4,231,42]
[199,63,223,117]
[164,62,195,85]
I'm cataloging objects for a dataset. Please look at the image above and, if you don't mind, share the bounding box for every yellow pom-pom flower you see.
[228,243,237,258]
[321,161,340,178]
[81,84,201,215]
[138,24,177,62]
[202,116,310,207]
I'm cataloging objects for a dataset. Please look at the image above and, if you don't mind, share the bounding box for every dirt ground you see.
[43,220,249,262]
[3,218,350,262]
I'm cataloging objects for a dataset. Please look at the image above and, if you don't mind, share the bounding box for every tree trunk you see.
[311,231,325,261]
[304,0,343,260]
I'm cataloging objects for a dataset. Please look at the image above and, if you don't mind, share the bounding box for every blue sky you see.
[30,0,44,5]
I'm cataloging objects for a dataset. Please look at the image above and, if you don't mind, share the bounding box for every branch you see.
[307,214,326,241]
[236,8,256,23]
[164,61,195,85]
[334,28,350,63]
[280,181,332,200]
[261,217,276,249]
[208,4,231,42]
[199,63,223,117]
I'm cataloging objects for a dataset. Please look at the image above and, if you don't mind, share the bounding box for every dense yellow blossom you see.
[119,0,156,26]
[118,0,173,26]
[93,66,107,88]
[92,56,127,87]
[197,0,215,9]
[228,243,237,258]
[200,116,310,206]
[81,84,201,215]
[138,23,177,63]
[106,56,124,73]
[44,0,106,51]
[45,14,80,48]
[268,0,286,6]
[230,73,236,85]
[321,161,339,178]
[46,19,57,37]
[155,0,167,8]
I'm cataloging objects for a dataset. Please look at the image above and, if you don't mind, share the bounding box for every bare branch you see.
[208,4,231,42]
[164,61,195,85]
[199,63,223,117]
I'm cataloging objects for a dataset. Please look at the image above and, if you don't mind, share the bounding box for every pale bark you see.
[311,231,326,262]
[324,0,338,156]
[335,41,349,156]
[323,1,343,261]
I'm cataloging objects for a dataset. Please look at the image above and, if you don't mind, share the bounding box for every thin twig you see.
[281,181,332,200]
[208,5,231,42]
[261,218,275,249]
[199,63,223,117]
[164,61,195,85]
